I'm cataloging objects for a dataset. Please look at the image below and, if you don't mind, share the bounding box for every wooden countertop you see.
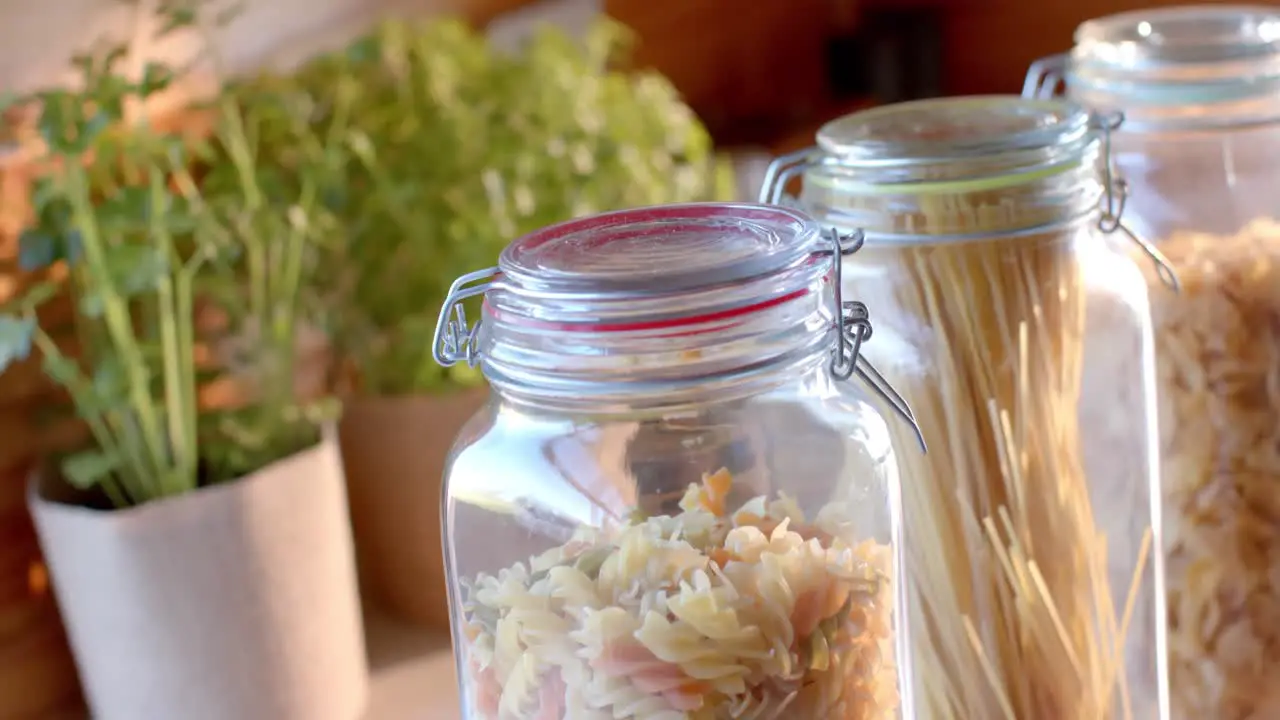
[46,612,463,720]
[363,613,460,720]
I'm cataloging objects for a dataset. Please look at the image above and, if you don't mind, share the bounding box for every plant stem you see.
[217,104,269,350]
[31,331,131,507]
[63,163,169,491]
[279,181,313,337]
[176,262,199,480]
[219,101,287,425]
[272,191,310,446]
[149,166,194,496]
[217,98,264,210]
[103,408,158,499]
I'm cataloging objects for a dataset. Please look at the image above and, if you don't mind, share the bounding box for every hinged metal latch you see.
[1022,53,1068,100]
[1090,111,1181,292]
[823,227,927,452]
[432,267,500,367]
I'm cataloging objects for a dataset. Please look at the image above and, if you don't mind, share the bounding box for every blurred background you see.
[0,0,1259,718]
[0,0,1249,152]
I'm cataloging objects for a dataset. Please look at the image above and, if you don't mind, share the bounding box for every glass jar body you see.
[442,365,909,720]
[799,174,1167,718]
[1067,109,1280,717]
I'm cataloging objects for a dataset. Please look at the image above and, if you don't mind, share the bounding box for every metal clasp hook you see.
[759,147,818,205]
[432,267,501,367]
[827,228,868,382]
[1091,112,1181,292]
[1022,53,1068,99]
[824,228,928,453]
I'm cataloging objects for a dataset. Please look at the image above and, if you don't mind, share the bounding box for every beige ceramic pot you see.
[339,389,488,630]
[28,434,368,720]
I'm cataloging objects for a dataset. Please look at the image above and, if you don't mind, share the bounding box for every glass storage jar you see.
[431,202,926,720]
[760,96,1176,720]
[1025,7,1280,718]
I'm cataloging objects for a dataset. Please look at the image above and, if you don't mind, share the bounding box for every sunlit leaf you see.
[18,281,61,312]
[138,62,175,96]
[78,245,169,316]
[0,315,35,371]
[41,351,81,388]
[91,357,129,406]
[17,230,57,271]
[61,449,122,490]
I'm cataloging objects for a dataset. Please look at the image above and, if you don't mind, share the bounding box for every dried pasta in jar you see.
[458,471,898,720]
[1136,218,1280,717]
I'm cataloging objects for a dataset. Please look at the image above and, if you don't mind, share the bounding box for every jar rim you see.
[1075,5,1280,69]
[760,97,1117,250]
[1068,5,1280,115]
[470,202,839,407]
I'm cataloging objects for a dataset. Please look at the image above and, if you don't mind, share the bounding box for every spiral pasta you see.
[457,469,897,719]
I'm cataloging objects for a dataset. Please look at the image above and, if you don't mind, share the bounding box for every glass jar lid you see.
[437,202,828,356]
[1026,5,1280,124]
[816,96,1093,170]
[812,96,1094,180]
[758,97,1181,288]
[760,97,1107,217]
[497,202,819,300]
[1075,5,1280,68]
[482,203,830,336]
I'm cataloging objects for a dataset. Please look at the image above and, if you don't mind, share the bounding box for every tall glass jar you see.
[760,96,1176,719]
[1025,7,1280,717]
[431,202,926,720]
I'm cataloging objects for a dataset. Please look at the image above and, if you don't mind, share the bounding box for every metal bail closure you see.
[1091,111,1182,292]
[758,147,818,206]
[1022,52,1068,99]
[432,267,500,367]
[823,227,928,453]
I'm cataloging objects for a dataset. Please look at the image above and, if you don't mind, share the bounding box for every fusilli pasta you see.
[458,468,897,719]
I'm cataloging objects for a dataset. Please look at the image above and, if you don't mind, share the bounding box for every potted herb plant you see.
[257,16,735,627]
[0,5,367,719]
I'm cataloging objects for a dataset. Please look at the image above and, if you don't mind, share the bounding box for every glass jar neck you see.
[1068,62,1280,131]
[433,204,841,414]
[798,141,1106,240]
[477,273,838,414]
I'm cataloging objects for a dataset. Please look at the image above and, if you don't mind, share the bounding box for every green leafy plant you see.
[234,17,735,396]
[0,0,341,507]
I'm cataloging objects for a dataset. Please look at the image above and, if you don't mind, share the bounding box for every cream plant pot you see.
[339,389,487,629]
[27,433,368,720]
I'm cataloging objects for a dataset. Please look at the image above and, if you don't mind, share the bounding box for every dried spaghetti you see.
[849,206,1156,719]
